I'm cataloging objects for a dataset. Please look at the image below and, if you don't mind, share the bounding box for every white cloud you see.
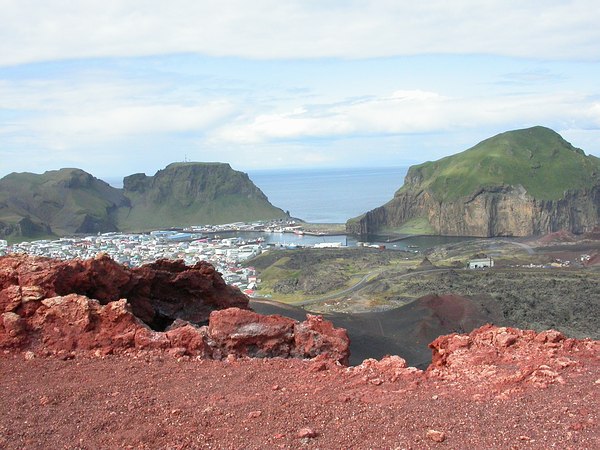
[213,89,600,144]
[0,77,236,147]
[35,102,234,138]
[1,1,599,66]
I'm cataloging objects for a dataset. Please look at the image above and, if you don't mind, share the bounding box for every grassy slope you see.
[118,194,287,231]
[246,248,411,303]
[1,163,288,237]
[400,126,600,201]
[118,163,288,231]
[379,218,437,235]
[0,169,121,235]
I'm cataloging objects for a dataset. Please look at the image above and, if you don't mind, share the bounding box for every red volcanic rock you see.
[0,255,349,362]
[1,294,350,362]
[129,258,248,326]
[426,429,446,443]
[166,324,211,357]
[293,314,350,365]
[0,254,249,328]
[207,308,350,364]
[1,349,598,450]
[297,427,318,439]
[1,293,154,354]
[428,324,599,395]
[208,307,296,358]
[351,355,421,384]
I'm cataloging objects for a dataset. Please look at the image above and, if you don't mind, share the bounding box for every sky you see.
[1,0,600,179]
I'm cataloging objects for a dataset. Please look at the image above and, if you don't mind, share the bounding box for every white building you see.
[468,257,494,269]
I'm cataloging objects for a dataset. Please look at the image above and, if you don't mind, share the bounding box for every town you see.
[0,229,269,296]
[0,220,353,297]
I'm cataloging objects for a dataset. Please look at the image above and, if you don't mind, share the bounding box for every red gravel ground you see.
[1,353,598,449]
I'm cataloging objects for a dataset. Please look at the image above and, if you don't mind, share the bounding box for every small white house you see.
[468,257,494,269]
[0,239,7,248]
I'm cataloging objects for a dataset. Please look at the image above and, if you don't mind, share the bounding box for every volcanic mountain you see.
[347,126,600,237]
[0,162,288,240]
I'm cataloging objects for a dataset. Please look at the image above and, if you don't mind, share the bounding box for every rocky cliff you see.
[0,162,288,240]
[347,126,600,237]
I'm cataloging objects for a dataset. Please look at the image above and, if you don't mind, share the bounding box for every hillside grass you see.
[401,126,600,201]
[246,247,416,303]
[118,194,287,232]
[379,217,436,235]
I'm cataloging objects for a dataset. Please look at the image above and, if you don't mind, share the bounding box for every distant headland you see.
[0,162,289,240]
[2,126,599,241]
[347,126,600,237]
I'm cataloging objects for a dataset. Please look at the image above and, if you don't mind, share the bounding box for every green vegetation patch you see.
[380,217,436,235]
[400,126,600,202]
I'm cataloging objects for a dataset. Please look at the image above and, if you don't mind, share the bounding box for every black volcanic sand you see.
[251,293,499,368]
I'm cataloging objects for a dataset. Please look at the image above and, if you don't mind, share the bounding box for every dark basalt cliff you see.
[348,127,600,237]
[0,162,288,239]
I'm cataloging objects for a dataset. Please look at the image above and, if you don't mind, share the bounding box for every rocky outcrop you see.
[0,296,349,363]
[428,324,599,394]
[345,323,599,397]
[348,127,600,237]
[208,308,349,364]
[0,255,350,363]
[2,326,598,449]
[0,254,249,329]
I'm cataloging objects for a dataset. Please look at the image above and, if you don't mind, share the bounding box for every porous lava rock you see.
[0,292,200,356]
[428,323,600,395]
[208,308,350,364]
[0,255,350,362]
[208,307,296,359]
[0,253,249,329]
[293,313,350,364]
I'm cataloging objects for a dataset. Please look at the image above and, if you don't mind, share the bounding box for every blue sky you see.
[1,1,600,179]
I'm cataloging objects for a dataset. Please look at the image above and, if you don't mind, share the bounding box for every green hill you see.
[403,126,600,202]
[0,163,289,240]
[348,126,600,237]
[118,162,288,231]
[0,168,126,240]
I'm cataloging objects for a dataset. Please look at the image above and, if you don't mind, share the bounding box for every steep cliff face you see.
[348,127,600,237]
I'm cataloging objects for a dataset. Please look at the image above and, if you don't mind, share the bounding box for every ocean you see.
[104,166,409,224]
[247,166,408,223]
[102,166,479,249]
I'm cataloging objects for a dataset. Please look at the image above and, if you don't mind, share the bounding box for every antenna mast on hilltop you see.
[184,154,188,162]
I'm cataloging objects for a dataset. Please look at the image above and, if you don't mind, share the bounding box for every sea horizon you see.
[102,166,409,224]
